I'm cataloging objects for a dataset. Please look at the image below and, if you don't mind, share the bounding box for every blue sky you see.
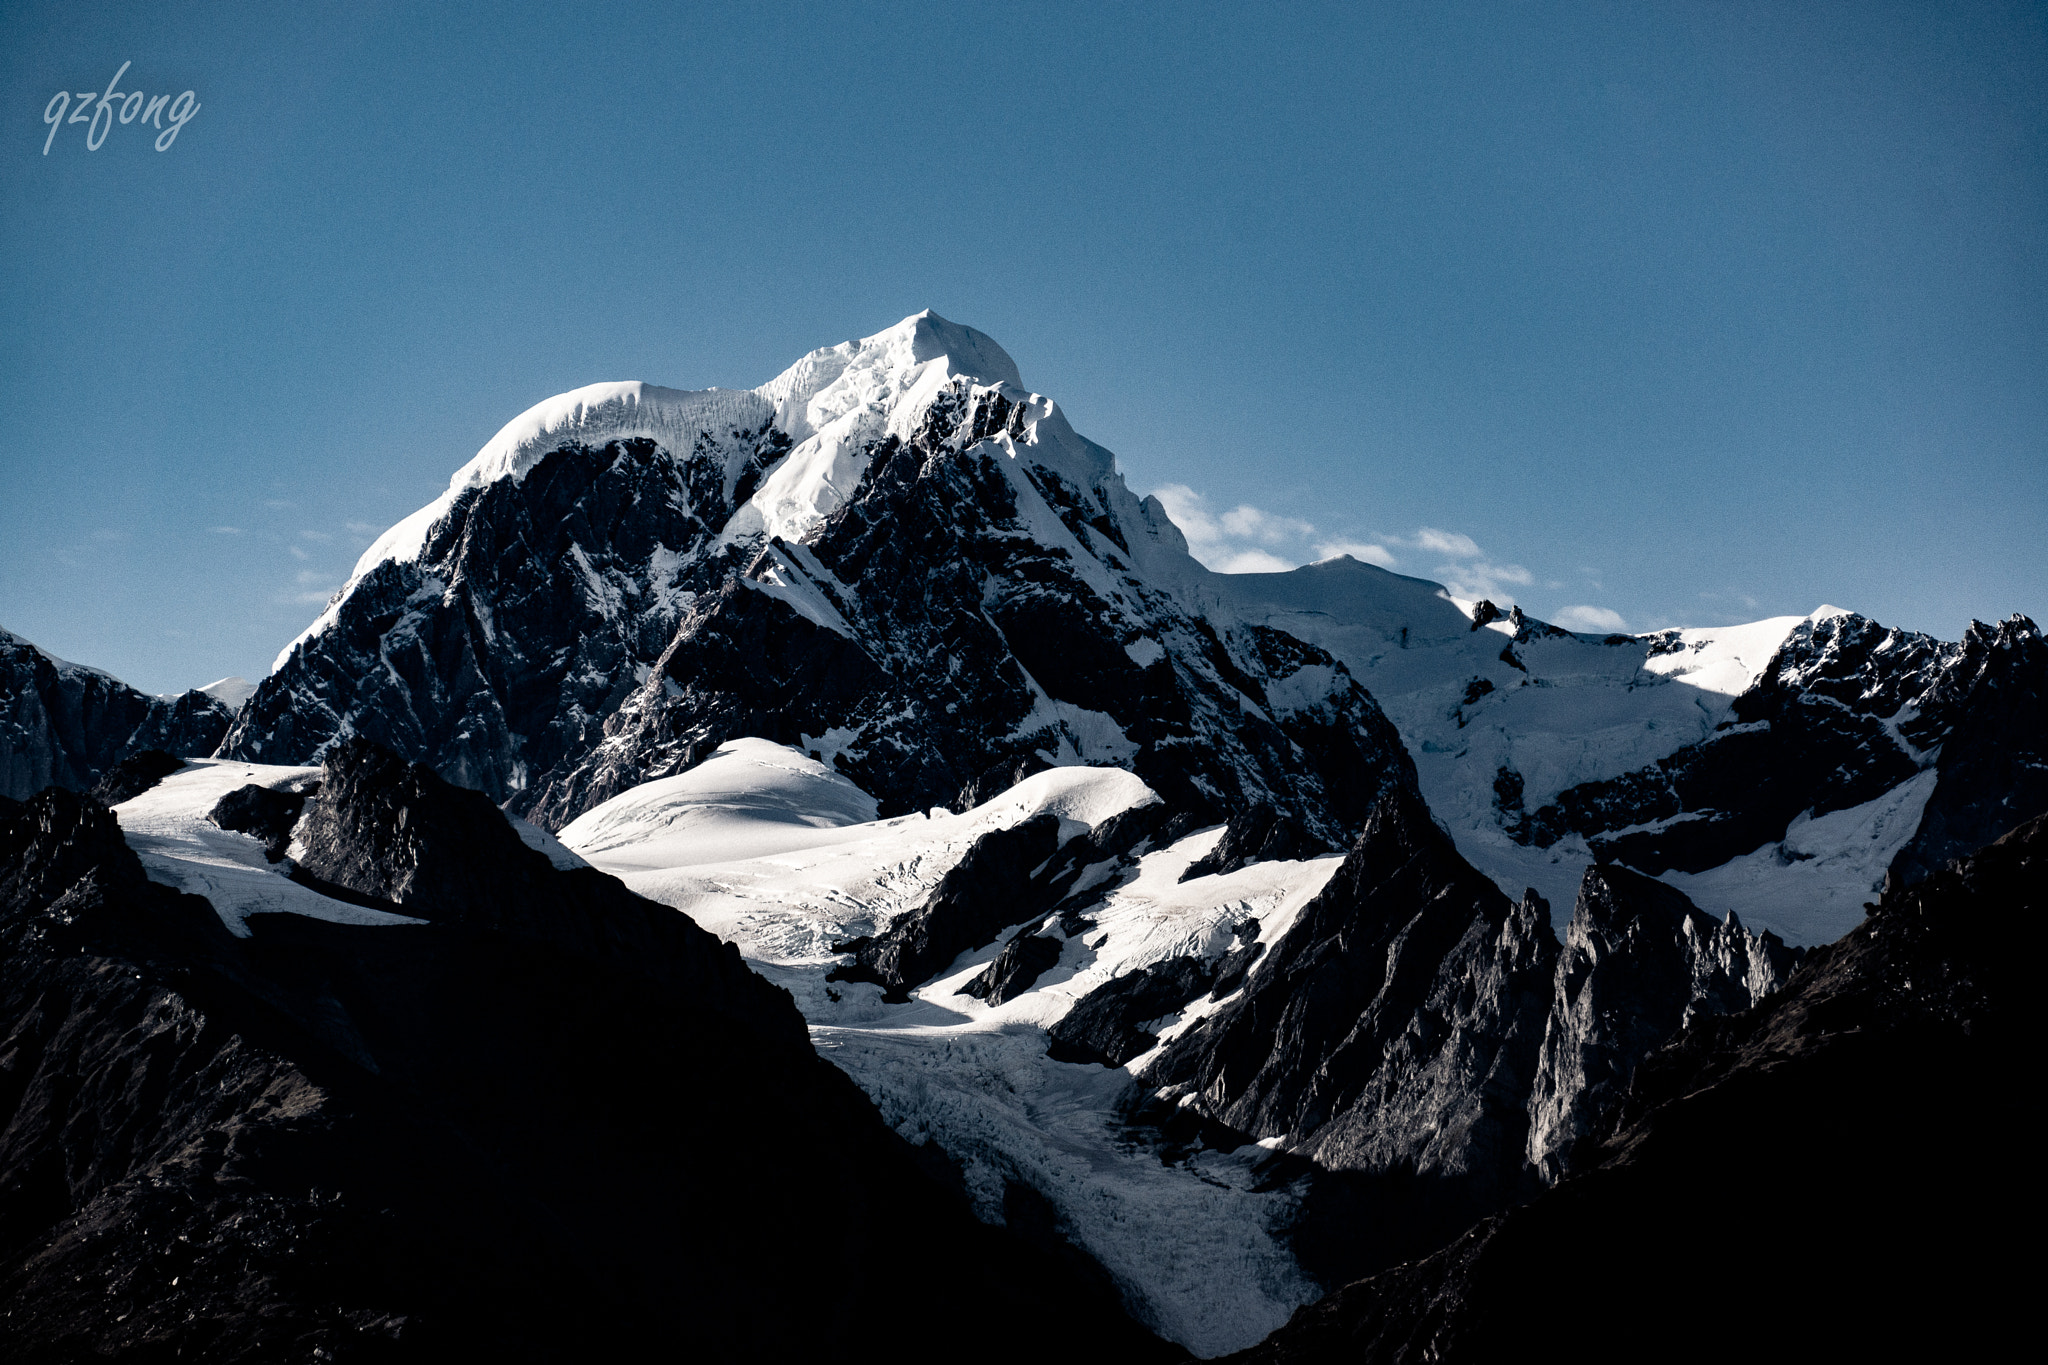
[4,0,2043,694]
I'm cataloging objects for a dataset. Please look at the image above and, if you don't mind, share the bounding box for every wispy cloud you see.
[284,569,340,605]
[1427,556,1533,603]
[1151,484,1315,574]
[1555,604,1628,632]
[300,529,332,542]
[1143,483,1577,616]
[209,525,244,535]
[345,521,380,535]
[264,499,296,510]
[1368,527,1532,603]
[289,544,311,560]
[1411,527,1480,558]
[1313,538,1399,569]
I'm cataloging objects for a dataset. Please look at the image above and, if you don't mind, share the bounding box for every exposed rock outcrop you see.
[1,627,232,801]
[1150,787,1558,1211]
[1519,611,2048,882]
[1229,814,2039,1365]
[960,928,1066,1006]
[88,748,186,805]
[832,813,1064,1001]
[1524,863,1798,1181]
[1049,955,1218,1067]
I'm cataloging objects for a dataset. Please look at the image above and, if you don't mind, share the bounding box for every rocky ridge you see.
[1228,812,2039,1364]
[1,626,233,801]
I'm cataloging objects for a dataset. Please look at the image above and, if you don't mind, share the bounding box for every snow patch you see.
[1124,636,1166,668]
[197,675,257,712]
[1658,768,1939,945]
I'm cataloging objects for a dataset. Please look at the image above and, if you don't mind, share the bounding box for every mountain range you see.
[1,312,2038,1359]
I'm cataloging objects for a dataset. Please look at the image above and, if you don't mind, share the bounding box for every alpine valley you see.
[1,313,2039,1361]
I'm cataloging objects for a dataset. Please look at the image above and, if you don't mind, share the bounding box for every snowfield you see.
[563,739,1337,1356]
[1209,561,1897,941]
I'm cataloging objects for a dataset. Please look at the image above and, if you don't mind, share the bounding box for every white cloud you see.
[1219,504,1314,544]
[1148,489,1546,606]
[209,525,243,535]
[1211,547,1297,573]
[1413,527,1482,558]
[289,544,311,561]
[1151,483,1320,576]
[1555,605,1629,632]
[1313,539,1399,569]
[1429,554,1532,603]
[300,529,332,542]
[285,569,340,605]
[345,521,380,535]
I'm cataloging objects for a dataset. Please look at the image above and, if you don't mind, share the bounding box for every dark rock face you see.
[960,929,1065,1006]
[1231,815,2039,1365]
[1180,802,1322,881]
[291,738,805,1030]
[1151,787,1558,1210]
[1207,919,1266,1000]
[0,750,1178,1362]
[1887,613,2048,883]
[88,748,186,805]
[1517,611,2048,881]
[209,781,315,861]
[1048,955,1218,1067]
[221,379,1417,849]
[1,627,232,801]
[547,389,1417,838]
[837,796,1173,1002]
[1524,864,1799,1182]
[124,685,236,764]
[220,426,787,806]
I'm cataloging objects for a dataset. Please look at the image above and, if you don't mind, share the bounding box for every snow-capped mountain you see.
[221,311,1413,858]
[1207,567,2046,945]
[7,311,2040,1359]
[217,311,2047,948]
[0,626,234,800]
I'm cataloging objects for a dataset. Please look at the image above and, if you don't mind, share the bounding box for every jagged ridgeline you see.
[0,627,236,801]
[220,311,1414,846]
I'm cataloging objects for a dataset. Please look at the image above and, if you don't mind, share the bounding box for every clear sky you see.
[4,0,2043,695]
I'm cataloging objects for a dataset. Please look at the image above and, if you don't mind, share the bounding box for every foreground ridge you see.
[1227,813,2038,1362]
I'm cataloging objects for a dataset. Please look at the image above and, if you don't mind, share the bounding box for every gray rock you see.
[1,627,231,800]
[1525,863,1799,1182]
[1149,785,1558,1208]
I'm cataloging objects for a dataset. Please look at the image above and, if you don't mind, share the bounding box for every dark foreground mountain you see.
[0,744,1177,1362]
[1,627,233,802]
[1228,813,2039,1363]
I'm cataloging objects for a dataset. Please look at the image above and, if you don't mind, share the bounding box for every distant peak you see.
[199,675,258,712]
